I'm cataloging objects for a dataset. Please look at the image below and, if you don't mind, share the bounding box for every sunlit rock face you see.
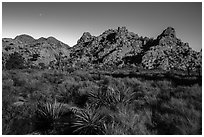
[70,26,201,71]
[142,27,201,70]
[70,26,143,66]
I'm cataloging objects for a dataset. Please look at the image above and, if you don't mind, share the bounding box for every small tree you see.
[184,54,196,76]
[39,62,46,69]
[5,52,25,70]
[196,65,201,77]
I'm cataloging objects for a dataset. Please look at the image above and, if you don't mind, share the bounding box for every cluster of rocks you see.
[2,27,202,72]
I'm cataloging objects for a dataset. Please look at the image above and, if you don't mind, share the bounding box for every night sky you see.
[2,2,202,51]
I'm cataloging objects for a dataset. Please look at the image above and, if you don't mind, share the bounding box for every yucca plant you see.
[35,100,66,134]
[88,83,136,112]
[109,83,135,105]
[72,107,106,135]
[88,85,121,110]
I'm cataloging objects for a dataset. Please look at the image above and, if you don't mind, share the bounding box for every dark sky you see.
[2,2,202,51]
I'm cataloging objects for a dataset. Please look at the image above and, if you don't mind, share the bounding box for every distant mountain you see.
[2,27,202,71]
[14,34,35,44]
[2,35,71,69]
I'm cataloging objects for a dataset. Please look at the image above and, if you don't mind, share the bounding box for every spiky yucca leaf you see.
[35,100,67,133]
[36,100,65,120]
[88,85,134,111]
[72,108,105,135]
[88,86,120,110]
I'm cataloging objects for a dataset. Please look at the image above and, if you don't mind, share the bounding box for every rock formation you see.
[70,26,143,67]
[142,27,201,71]
[2,27,202,72]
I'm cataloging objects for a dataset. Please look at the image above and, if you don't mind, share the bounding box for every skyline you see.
[2,2,202,51]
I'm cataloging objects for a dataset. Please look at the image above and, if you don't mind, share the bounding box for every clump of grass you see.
[56,80,94,107]
[152,97,202,135]
[104,104,153,135]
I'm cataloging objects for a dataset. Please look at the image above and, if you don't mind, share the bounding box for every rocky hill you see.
[2,35,71,69]
[70,26,202,71]
[2,27,202,72]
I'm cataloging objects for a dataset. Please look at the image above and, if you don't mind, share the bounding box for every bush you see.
[104,104,153,135]
[5,52,25,69]
[2,102,36,135]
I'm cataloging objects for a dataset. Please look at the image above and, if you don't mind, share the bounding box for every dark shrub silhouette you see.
[5,52,25,69]
[106,33,117,44]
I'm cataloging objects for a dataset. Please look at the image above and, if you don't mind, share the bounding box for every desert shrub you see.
[104,104,153,135]
[152,110,201,134]
[149,80,202,135]
[153,80,173,89]
[5,52,25,69]
[106,32,117,44]
[30,89,53,103]
[91,73,102,81]
[74,81,99,107]
[56,79,99,107]
[2,87,16,134]
[123,77,143,88]
[104,121,127,135]
[55,79,80,104]
[71,89,89,108]
[20,79,41,95]
[5,70,53,102]
[172,84,202,110]
[72,70,94,81]
[2,102,36,135]
[129,81,159,110]
[10,71,30,87]
[151,96,201,135]
[64,67,75,73]
[2,70,12,80]
[42,71,65,84]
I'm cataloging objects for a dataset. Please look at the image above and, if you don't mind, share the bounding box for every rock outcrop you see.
[70,26,143,67]
[142,27,201,71]
[70,26,201,71]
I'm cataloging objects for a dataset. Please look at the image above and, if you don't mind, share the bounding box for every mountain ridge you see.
[2,26,202,72]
